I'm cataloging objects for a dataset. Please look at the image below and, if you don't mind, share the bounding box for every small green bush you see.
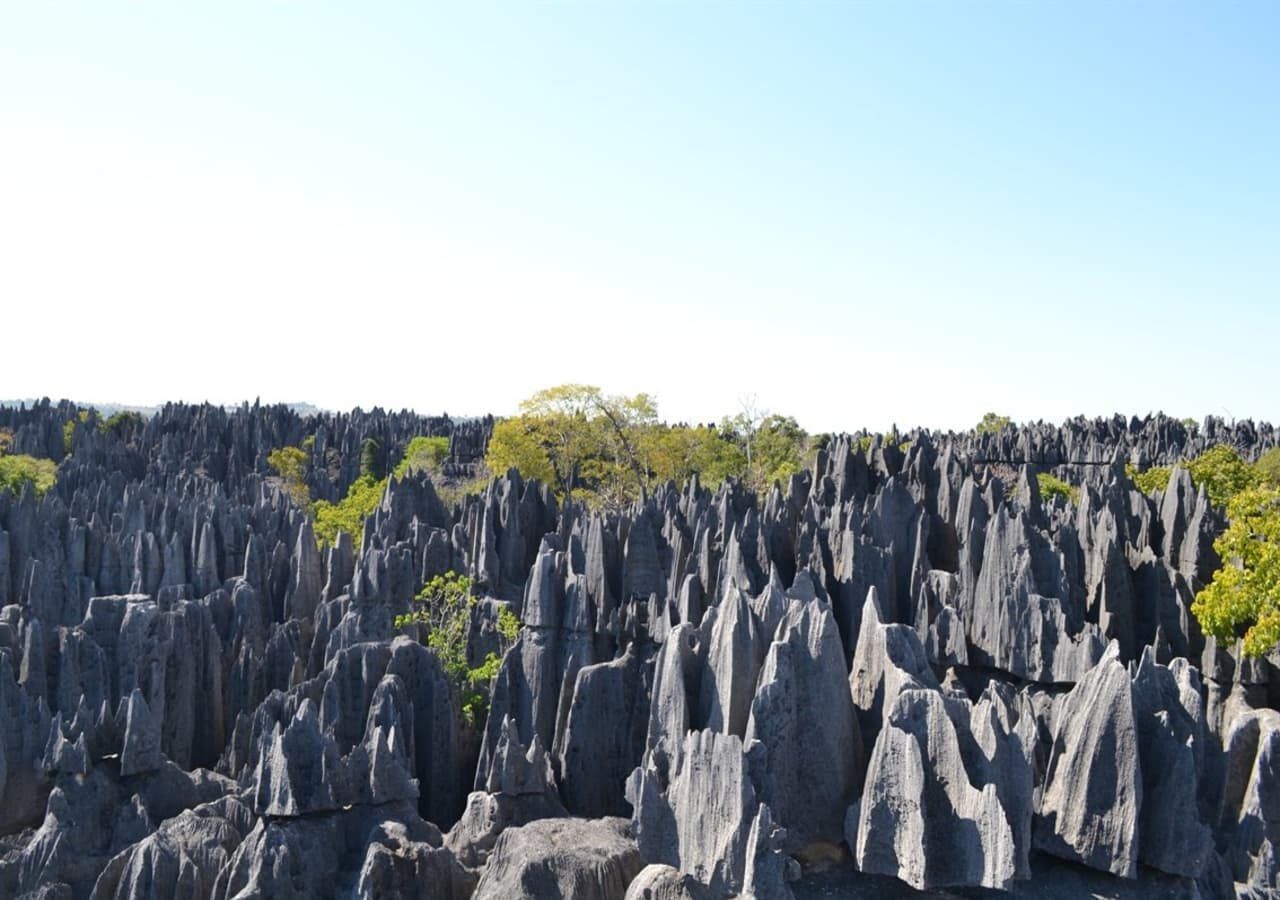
[267,445,311,508]
[395,436,450,480]
[1127,464,1171,495]
[976,412,1011,434]
[1257,448,1280,488]
[0,454,57,497]
[1193,486,1280,656]
[99,411,142,437]
[360,437,385,480]
[497,607,521,642]
[1188,445,1258,508]
[1037,472,1078,504]
[62,413,88,454]
[395,572,520,727]
[313,474,385,549]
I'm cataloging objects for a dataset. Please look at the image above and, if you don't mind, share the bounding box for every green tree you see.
[395,572,520,726]
[99,411,142,438]
[1193,486,1280,656]
[644,424,746,490]
[485,418,558,487]
[1256,448,1280,488]
[1188,445,1259,508]
[313,474,385,549]
[62,411,89,455]
[0,454,57,497]
[750,414,808,489]
[976,412,1012,434]
[485,384,658,507]
[1126,464,1171,495]
[1037,472,1078,504]
[267,445,311,508]
[360,437,386,480]
[395,436,450,479]
[486,384,805,505]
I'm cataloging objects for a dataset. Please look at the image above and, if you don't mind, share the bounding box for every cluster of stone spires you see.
[1,400,1278,898]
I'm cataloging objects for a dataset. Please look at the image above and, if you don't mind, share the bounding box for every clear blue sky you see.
[1,2,1276,432]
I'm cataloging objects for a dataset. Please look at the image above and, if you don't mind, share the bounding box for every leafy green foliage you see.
[485,418,559,486]
[62,411,88,455]
[976,412,1011,434]
[99,411,142,437]
[394,436,450,480]
[1037,472,1078,504]
[645,425,746,491]
[267,445,311,508]
[0,428,12,454]
[360,437,385,480]
[0,454,57,497]
[484,384,658,508]
[394,572,519,727]
[1257,448,1280,488]
[396,572,474,676]
[1127,464,1171,495]
[313,474,385,550]
[497,607,520,642]
[745,414,808,491]
[1187,445,1259,508]
[485,384,808,507]
[436,470,492,512]
[1193,486,1280,656]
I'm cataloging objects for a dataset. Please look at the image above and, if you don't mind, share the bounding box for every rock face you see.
[628,729,759,896]
[1034,642,1142,878]
[472,816,644,900]
[852,688,1017,891]
[2,402,1279,898]
[745,597,863,850]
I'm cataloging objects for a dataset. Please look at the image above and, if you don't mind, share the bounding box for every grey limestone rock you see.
[558,642,656,817]
[472,816,644,900]
[848,587,937,752]
[90,796,254,900]
[1130,648,1212,878]
[447,715,567,870]
[1034,642,1141,878]
[354,819,474,900]
[252,698,348,817]
[345,673,419,807]
[740,802,796,900]
[744,598,863,851]
[1218,709,1280,891]
[852,688,1017,891]
[211,814,343,900]
[966,506,1105,683]
[628,729,757,896]
[623,864,711,900]
[964,682,1035,879]
[120,688,162,777]
[698,581,763,739]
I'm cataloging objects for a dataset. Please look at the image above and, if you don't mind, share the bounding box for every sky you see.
[1,2,1276,433]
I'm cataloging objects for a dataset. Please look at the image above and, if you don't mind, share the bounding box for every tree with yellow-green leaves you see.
[0,453,57,497]
[267,445,311,508]
[484,384,659,508]
[483,384,809,510]
[1193,485,1280,656]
